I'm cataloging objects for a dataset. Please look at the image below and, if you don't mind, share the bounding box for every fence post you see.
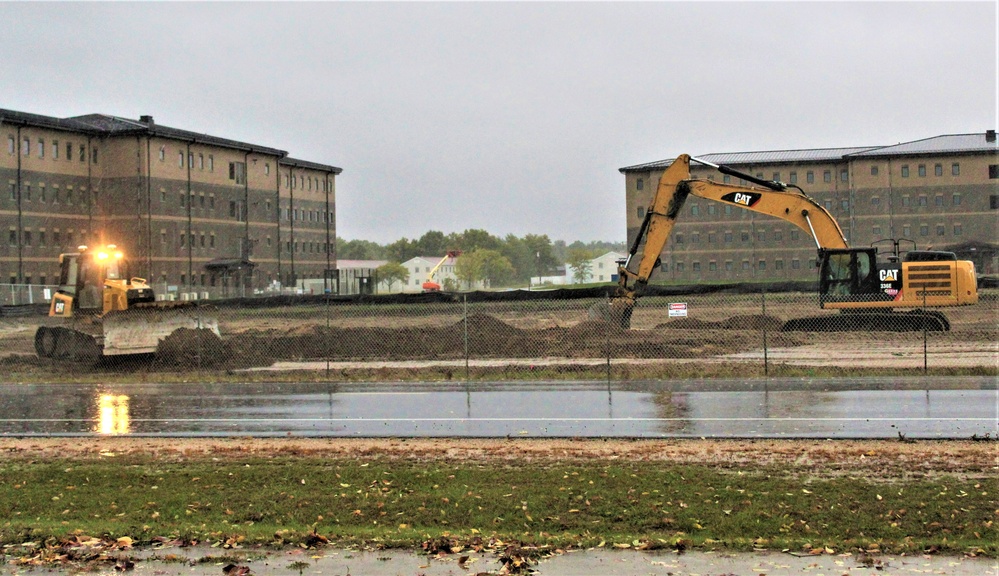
[922,289,928,374]
[761,289,769,377]
[463,294,469,382]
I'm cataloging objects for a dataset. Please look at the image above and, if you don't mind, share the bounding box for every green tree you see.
[566,249,593,284]
[338,238,386,260]
[454,249,514,289]
[375,262,409,292]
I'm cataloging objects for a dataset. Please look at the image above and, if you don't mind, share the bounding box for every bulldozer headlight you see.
[97,252,108,260]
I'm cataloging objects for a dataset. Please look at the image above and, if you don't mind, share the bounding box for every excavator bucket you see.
[101,304,220,355]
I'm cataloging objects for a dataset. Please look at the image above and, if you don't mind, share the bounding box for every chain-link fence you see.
[3,286,995,382]
[0,284,57,307]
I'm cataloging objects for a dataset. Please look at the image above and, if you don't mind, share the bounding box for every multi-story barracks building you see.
[620,131,999,282]
[1,108,341,297]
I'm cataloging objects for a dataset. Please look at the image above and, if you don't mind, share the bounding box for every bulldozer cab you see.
[54,248,126,312]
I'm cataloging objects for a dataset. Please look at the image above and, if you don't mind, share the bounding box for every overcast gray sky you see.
[2,2,995,244]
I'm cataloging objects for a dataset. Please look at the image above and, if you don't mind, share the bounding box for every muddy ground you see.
[1,437,995,481]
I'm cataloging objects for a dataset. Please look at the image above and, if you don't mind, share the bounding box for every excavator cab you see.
[818,248,880,304]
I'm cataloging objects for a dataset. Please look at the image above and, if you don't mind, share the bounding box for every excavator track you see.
[781,310,950,332]
[34,326,103,362]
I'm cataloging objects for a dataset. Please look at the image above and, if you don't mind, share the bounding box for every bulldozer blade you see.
[101,306,220,355]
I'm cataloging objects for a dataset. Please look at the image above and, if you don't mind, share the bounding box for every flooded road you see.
[0,377,995,438]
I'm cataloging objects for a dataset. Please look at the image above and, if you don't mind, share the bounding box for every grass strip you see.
[1,455,994,558]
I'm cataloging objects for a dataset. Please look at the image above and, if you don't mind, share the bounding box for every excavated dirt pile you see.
[202,313,802,370]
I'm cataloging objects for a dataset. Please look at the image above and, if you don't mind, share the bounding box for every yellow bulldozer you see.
[34,244,220,361]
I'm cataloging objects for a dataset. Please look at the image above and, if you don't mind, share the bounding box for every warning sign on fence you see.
[668,302,688,317]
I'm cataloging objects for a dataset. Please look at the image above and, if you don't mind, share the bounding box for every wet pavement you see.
[2,545,995,576]
[0,377,995,438]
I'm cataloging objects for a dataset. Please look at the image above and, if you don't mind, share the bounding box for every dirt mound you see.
[154,328,227,368]
[458,314,522,337]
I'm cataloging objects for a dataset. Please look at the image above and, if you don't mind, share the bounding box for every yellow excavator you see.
[612,154,978,331]
[35,244,220,360]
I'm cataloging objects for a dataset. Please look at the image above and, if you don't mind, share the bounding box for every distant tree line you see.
[338,230,624,287]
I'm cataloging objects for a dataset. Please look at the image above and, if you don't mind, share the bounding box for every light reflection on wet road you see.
[0,377,995,438]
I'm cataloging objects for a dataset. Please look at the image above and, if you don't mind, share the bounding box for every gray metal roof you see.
[619,132,997,173]
[0,108,341,165]
[281,156,343,174]
[847,133,998,158]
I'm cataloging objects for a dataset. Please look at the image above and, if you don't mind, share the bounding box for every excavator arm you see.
[611,154,848,325]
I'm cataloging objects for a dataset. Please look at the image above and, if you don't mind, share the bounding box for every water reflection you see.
[96,394,130,435]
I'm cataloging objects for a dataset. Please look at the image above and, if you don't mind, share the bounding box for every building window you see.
[724,232,733,243]
[725,261,733,271]
[92,148,98,164]
[820,170,829,183]
[198,154,204,169]
[870,165,878,176]
[873,225,882,236]
[840,169,848,182]
[902,225,911,237]
[636,178,644,191]
[953,194,961,206]
[21,137,29,156]
[918,196,927,206]
[952,163,960,176]
[758,260,766,270]
[722,174,731,184]
[990,195,999,209]
[740,231,749,242]
[78,144,85,162]
[989,165,999,179]
[675,233,683,244]
[8,229,16,245]
[265,163,270,176]
[709,261,717,271]
[789,171,797,184]
[901,165,909,178]
[180,193,186,207]
[936,224,945,236]
[772,172,780,182]
[918,164,926,177]
[208,155,214,171]
[707,205,716,215]
[690,205,699,216]
[178,151,184,167]
[23,231,31,246]
[692,262,701,272]
[741,261,750,270]
[871,196,880,206]
[6,136,13,154]
[229,162,246,185]
[637,207,645,219]
[840,199,849,211]
[210,234,215,248]
[934,196,943,206]
[806,171,814,184]
[954,224,962,236]
[901,196,910,207]
[823,199,833,210]
[919,225,928,236]
[707,232,715,243]
[188,152,194,167]
[675,262,683,273]
[159,147,165,161]
[180,233,185,247]
[934,163,943,176]
[52,141,59,159]
[724,205,732,215]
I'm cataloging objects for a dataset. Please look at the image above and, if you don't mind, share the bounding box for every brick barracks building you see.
[620,131,999,282]
[1,108,341,297]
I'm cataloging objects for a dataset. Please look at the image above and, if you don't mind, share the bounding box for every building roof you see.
[1,108,341,171]
[846,133,998,158]
[619,131,997,173]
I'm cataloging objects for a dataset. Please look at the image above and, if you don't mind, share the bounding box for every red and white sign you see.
[668,302,688,317]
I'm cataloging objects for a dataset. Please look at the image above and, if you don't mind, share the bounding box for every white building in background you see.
[532,251,626,287]
[400,254,484,292]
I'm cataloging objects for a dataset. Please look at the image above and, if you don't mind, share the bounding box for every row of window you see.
[670,258,816,274]
[7,135,97,163]
[669,220,965,247]
[7,182,87,204]
[7,228,85,247]
[635,162,975,192]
